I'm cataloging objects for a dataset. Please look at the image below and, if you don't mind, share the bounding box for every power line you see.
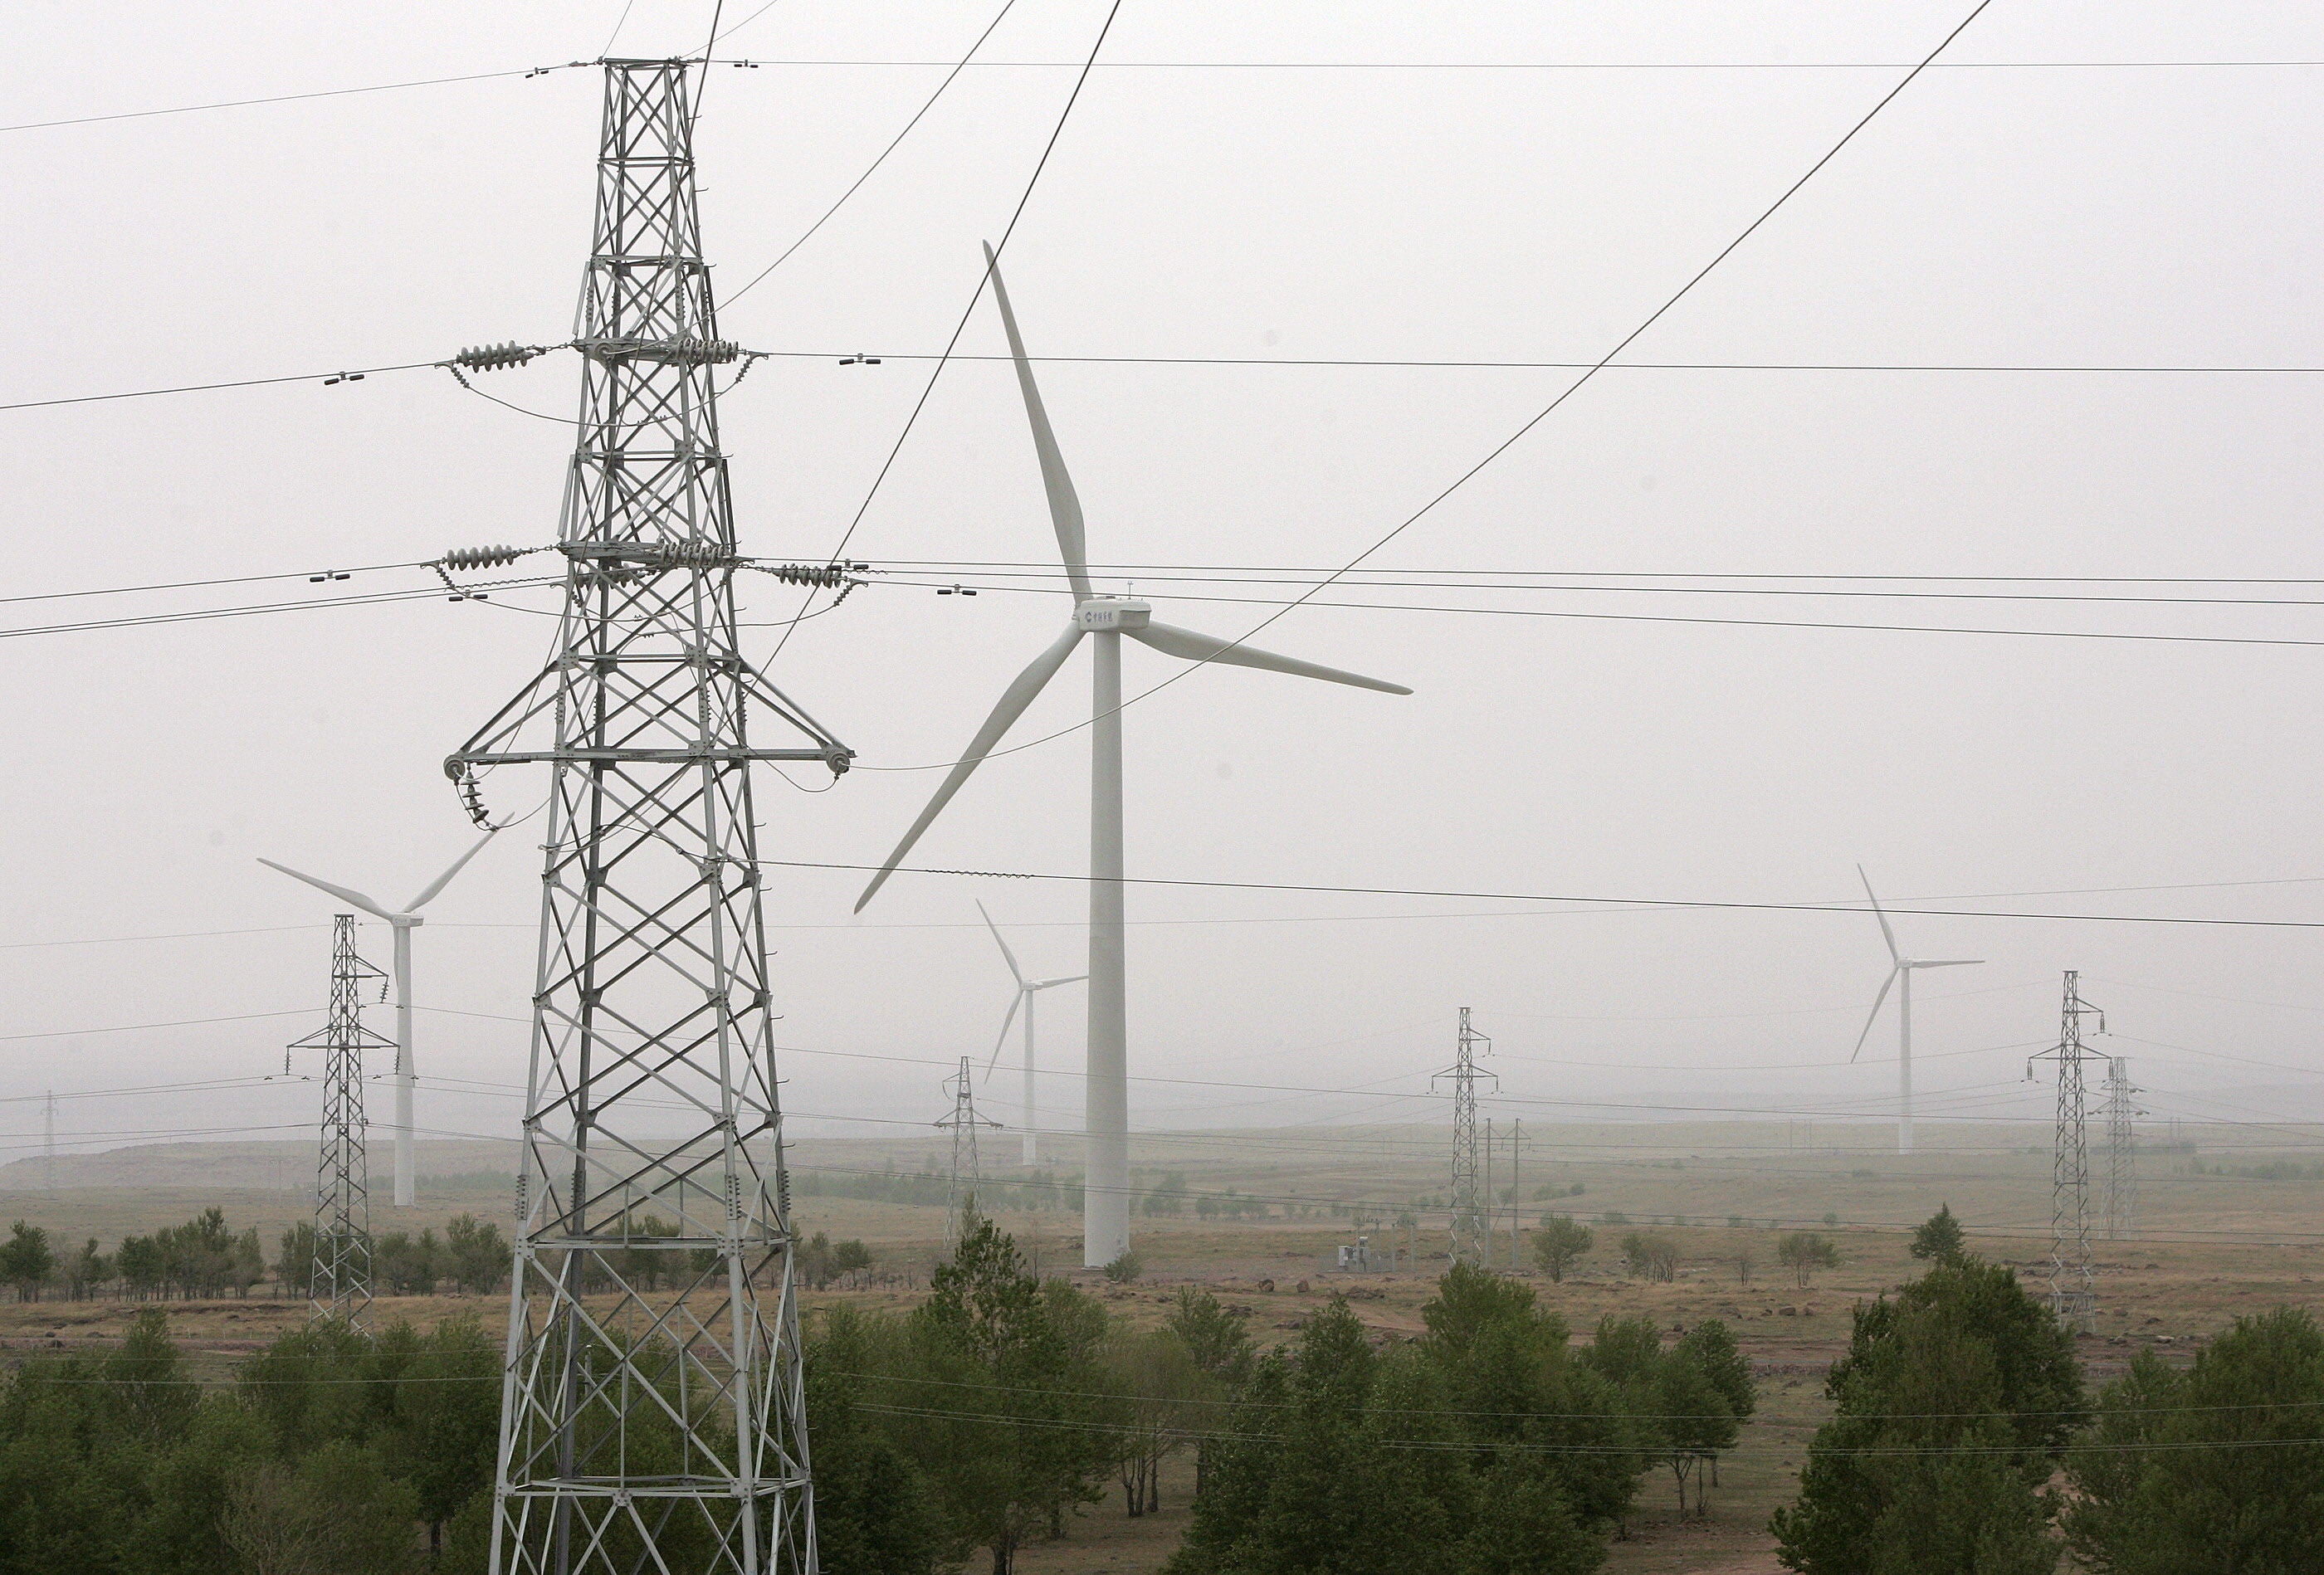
[873,575,2324,651]
[849,563,2324,609]
[721,57,2324,72]
[757,857,2324,932]
[0,558,434,607]
[835,0,2003,775]
[15,348,2318,423]
[724,0,1023,308]
[0,1009,309,1043]
[0,576,557,641]
[769,0,1128,659]
[745,348,2324,375]
[0,66,583,136]
[0,360,442,412]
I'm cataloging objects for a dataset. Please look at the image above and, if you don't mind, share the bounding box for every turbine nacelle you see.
[1074,598,1151,631]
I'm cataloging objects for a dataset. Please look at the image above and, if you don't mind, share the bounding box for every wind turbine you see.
[1851,866,1981,1155]
[978,900,1086,1168]
[260,831,496,1206]
[857,244,1410,1265]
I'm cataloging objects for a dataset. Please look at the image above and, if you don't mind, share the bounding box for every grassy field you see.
[2,1119,2321,1573]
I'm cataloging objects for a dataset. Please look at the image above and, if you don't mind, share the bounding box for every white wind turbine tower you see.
[978,900,1086,1168]
[858,244,1409,1265]
[260,831,496,1206]
[1851,866,1981,1156]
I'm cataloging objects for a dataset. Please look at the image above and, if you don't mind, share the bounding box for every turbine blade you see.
[1916,958,1985,968]
[1858,865,1901,963]
[1126,620,1412,695]
[855,626,1086,911]
[404,828,498,912]
[985,989,1025,1080]
[1851,966,1900,1063]
[258,859,394,922]
[976,899,1027,985]
[1033,974,1088,989]
[984,241,1091,602]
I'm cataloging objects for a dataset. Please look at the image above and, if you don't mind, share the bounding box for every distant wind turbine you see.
[1851,866,1981,1155]
[260,831,496,1206]
[978,900,1086,1168]
[857,243,1410,1266]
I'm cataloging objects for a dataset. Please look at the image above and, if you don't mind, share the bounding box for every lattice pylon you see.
[452,59,850,1575]
[935,1056,1003,1247]
[2098,1056,2142,1241]
[288,914,393,1325]
[2030,971,2104,1331]
[1434,1007,1496,1266]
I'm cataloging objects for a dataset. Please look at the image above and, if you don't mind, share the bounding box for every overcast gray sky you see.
[2,0,2321,1173]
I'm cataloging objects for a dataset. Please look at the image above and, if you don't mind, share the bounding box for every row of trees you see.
[809,1216,1761,1575]
[3,1211,269,1302]
[3,1209,876,1305]
[1528,1214,1843,1288]
[0,1308,498,1573]
[1772,1206,2324,1572]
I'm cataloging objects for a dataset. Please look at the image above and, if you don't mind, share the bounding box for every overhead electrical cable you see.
[724,0,1024,308]
[0,576,559,641]
[769,0,1128,661]
[759,856,2324,932]
[12,350,2318,419]
[720,56,2324,72]
[874,575,2324,650]
[0,65,584,136]
[748,348,2324,374]
[852,0,2006,774]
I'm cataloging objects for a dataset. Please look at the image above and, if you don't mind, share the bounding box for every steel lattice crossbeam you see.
[289,913,393,1325]
[453,58,848,1575]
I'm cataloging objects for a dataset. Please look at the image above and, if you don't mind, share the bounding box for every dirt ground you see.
[3,1119,2319,1572]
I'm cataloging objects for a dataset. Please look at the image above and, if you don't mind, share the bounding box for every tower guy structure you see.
[935,1056,1002,1246]
[2031,971,2105,1330]
[1435,1007,1495,1265]
[2098,1056,2141,1240]
[291,914,392,1324]
[449,59,850,1575]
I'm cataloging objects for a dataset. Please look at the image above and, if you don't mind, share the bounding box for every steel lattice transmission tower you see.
[450,58,850,1575]
[2031,971,2105,1330]
[935,1056,1003,1247]
[2098,1056,2142,1241]
[1434,1007,1496,1265]
[290,914,393,1325]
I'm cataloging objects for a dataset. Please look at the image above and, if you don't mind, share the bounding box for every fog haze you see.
[2,1,2319,1173]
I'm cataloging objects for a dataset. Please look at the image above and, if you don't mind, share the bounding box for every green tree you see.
[906,1211,1117,1574]
[1167,1286,1255,1387]
[0,1221,54,1302]
[1676,1319,1756,1497]
[221,1441,422,1574]
[2063,1307,2324,1573]
[441,1214,507,1295]
[1910,1203,1966,1262]
[1104,1325,1218,1515]
[1618,1231,1677,1283]
[803,1307,950,1575]
[61,1237,110,1300]
[1143,1174,1189,1217]
[1777,1231,1839,1287]
[1531,1214,1593,1282]
[1771,1257,2079,1574]
[374,1315,500,1561]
